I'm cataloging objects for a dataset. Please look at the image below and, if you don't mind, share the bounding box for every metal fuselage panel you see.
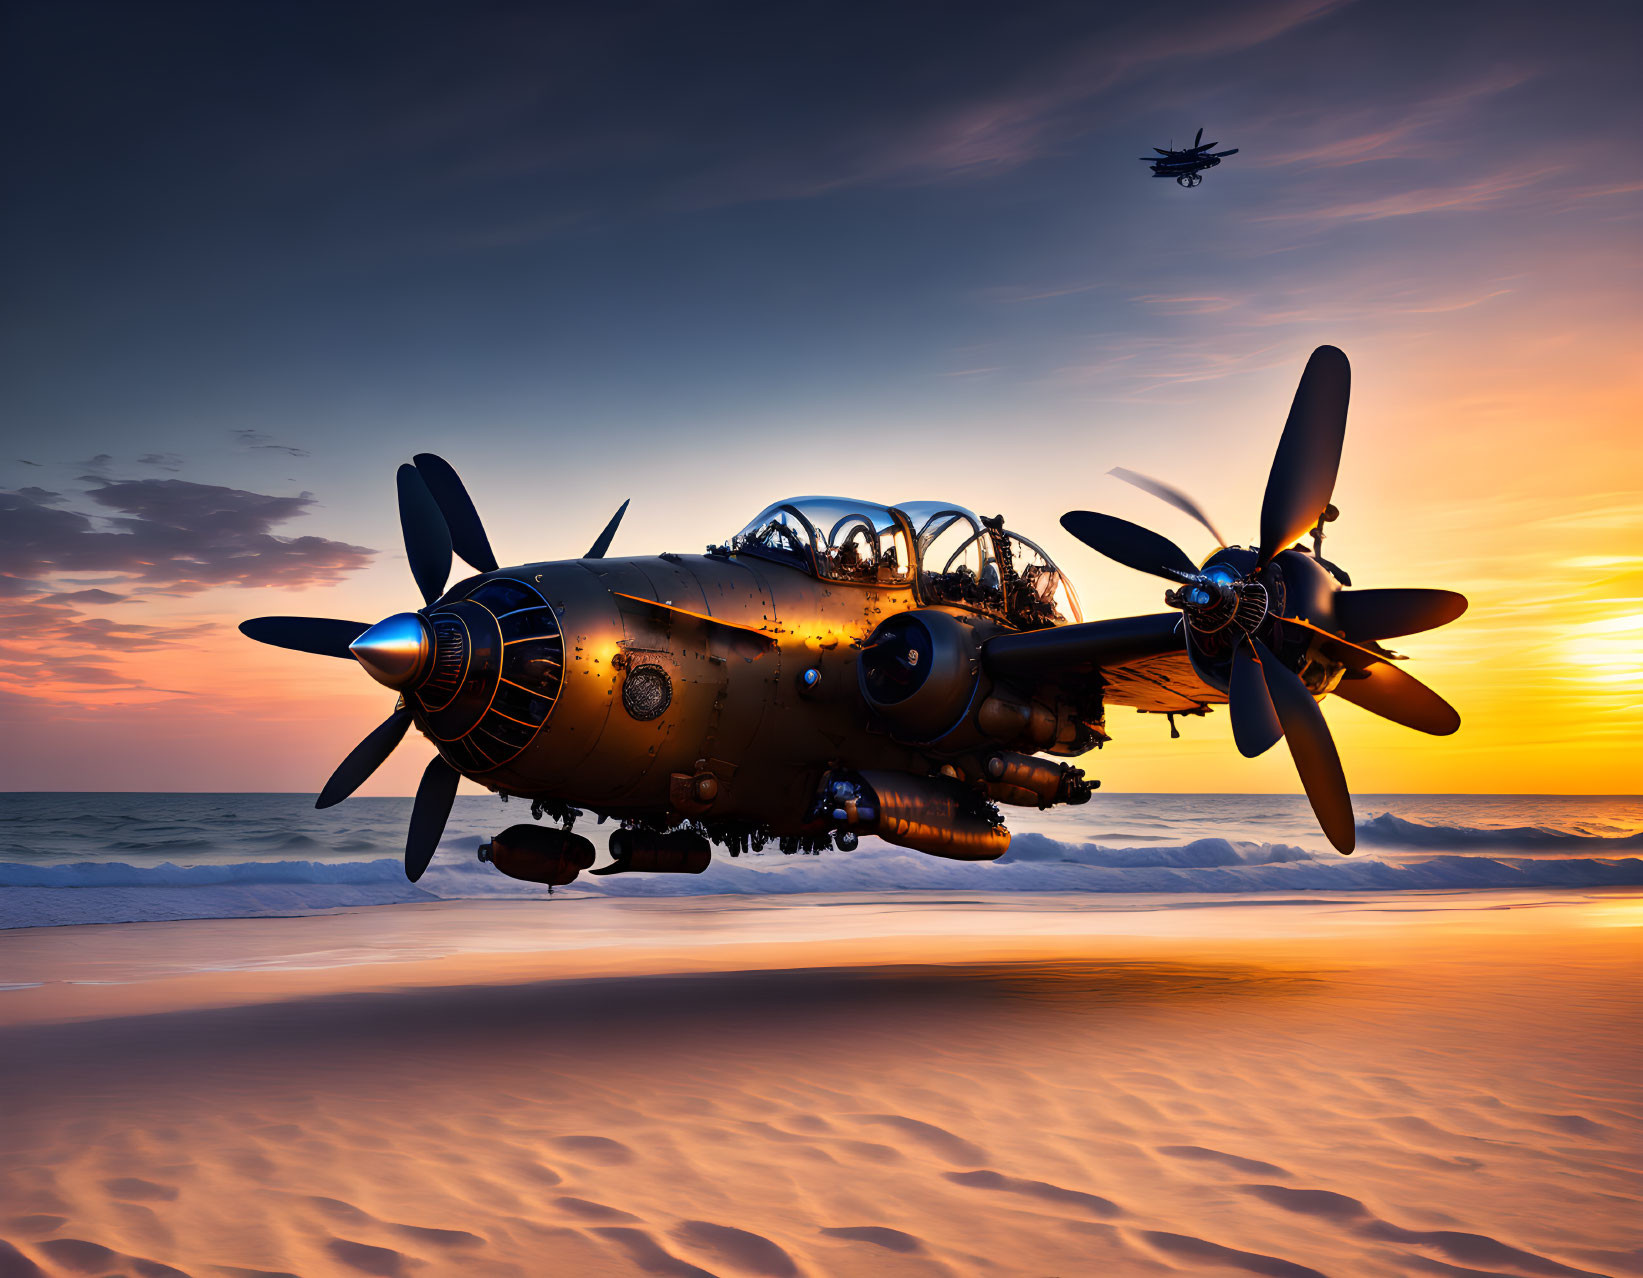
[425,553,934,829]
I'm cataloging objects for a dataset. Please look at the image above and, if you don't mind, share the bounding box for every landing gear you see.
[1177,173,1202,188]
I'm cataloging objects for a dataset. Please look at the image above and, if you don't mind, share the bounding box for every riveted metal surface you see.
[433,554,1009,827]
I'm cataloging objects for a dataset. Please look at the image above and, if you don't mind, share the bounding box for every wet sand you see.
[2,892,1640,1277]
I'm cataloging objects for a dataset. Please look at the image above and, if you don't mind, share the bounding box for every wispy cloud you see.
[1047,333,1299,398]
[0,596,216,699]
[984,281,1112,305]
[0,478,377,704]
[1257,164,1562,224]
[1252,66,1539,170]
[1129,295,1241,316]
[232,429,310,458]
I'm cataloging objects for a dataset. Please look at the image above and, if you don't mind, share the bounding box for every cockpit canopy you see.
[730,496,1081,627]
[733,497,911,586]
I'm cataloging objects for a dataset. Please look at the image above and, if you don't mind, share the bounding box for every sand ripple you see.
[2,896,1638,1276]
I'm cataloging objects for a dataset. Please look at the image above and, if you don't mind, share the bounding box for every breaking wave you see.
[3,823,1640,929]
[1357,812,1643,851]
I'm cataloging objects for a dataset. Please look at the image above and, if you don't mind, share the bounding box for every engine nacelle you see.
[858,609,982,741]
[478,824,597,886]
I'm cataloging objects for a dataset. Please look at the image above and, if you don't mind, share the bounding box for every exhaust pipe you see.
[821,770,1009,861]
[983,751,1095,808]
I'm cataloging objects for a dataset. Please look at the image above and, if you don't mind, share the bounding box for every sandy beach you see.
[3,891,1639,1277]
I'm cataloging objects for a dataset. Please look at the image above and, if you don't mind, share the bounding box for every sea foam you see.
[3,825,1641,928]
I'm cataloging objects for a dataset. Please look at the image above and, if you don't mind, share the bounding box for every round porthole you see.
[622,664,672,721]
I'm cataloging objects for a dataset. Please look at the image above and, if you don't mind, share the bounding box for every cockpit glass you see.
[896,502,1004,614]
[729,497,1076,626]
[732,498,912,584]
[1002,532,1082,626]
[736,506,812,566]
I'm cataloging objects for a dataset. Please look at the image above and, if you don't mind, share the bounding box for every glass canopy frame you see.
[730,496,1081,626]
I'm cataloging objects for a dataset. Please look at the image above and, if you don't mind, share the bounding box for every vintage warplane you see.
[241,345,1465,887]
[1142,127,1239,186]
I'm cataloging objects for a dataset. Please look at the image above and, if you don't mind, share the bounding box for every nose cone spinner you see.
[350,612,430,689]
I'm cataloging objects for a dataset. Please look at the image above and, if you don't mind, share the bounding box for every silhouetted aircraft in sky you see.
[1142,127,1239,187]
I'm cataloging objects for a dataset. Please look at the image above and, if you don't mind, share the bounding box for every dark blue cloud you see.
[0,479,374,595]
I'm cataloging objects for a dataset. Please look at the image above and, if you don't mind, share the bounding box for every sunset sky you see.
[2,0,1638,795]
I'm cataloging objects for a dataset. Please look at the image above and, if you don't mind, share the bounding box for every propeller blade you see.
[1110,467,1227,546]
[1332,661,1460,736]
[1258,345,1351,566]
[1195,127,1203,147]
[1213,149,1239,157]
[316,706,412,809]
[1277,614,1387,670]
[413,453,498,574]
[397,463,453,605]
[405,755,460,882]
[239,616,369,659]
[1334,588,1468,640]
[1061,511,1200,582]
[586,499,631,559]
[1252,637,1354,853]
[1229,639,1284,758]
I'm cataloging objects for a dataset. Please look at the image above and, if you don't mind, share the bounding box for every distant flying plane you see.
[1142,127,1239,187]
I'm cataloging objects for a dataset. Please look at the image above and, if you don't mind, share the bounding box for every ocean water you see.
[1,792,1640,930]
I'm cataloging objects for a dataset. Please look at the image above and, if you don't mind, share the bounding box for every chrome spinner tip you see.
[349,612,430,689]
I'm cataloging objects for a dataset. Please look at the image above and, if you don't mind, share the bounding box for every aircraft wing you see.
[1097,646,1223,712]
[981,613,1221,714]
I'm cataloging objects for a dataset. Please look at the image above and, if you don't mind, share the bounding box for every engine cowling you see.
[858,609,982,741]
[1179,547,1349,696]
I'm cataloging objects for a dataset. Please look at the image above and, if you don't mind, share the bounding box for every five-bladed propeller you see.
[1061,345,1467,853]
[240,455,629,881]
